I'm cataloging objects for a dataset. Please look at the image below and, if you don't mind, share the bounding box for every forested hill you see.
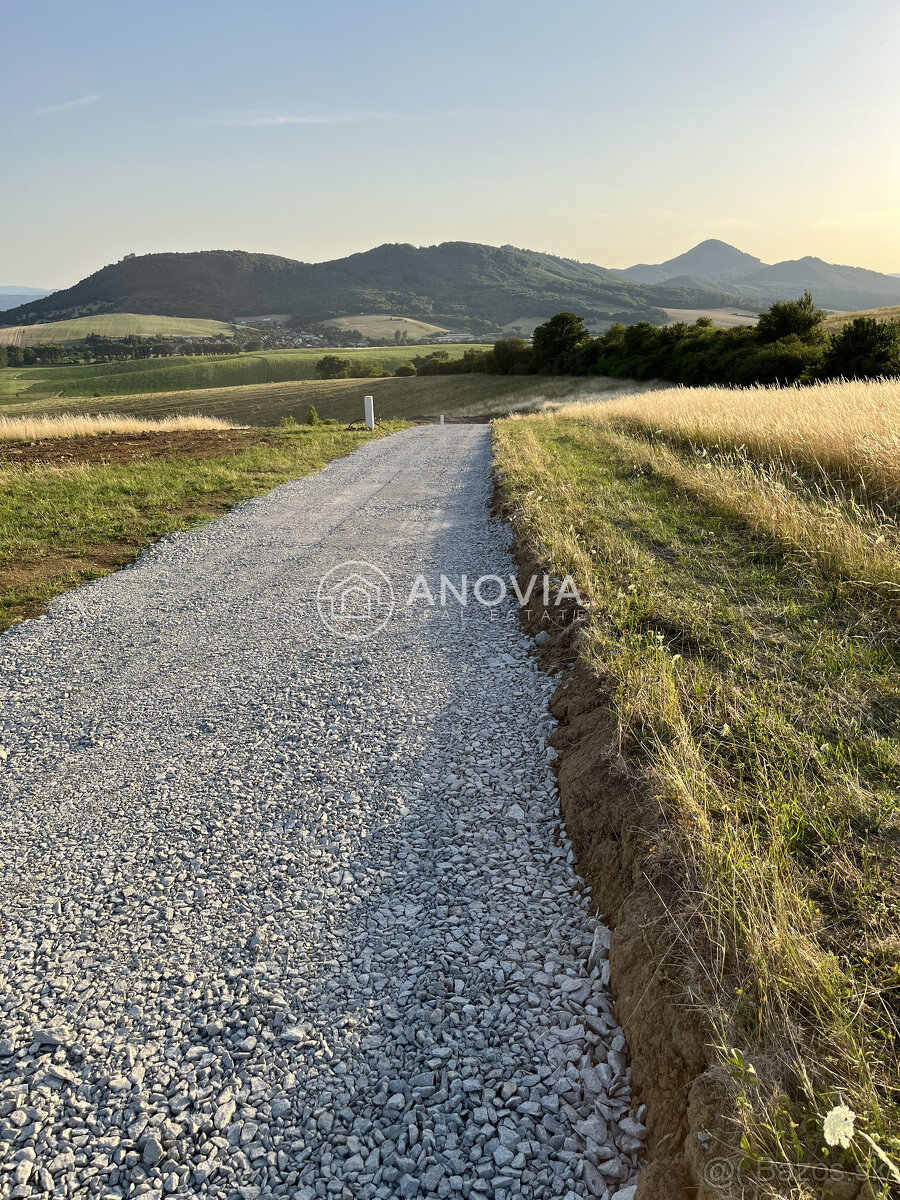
[0,242,733,331]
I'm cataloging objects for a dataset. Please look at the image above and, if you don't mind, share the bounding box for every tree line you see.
[0,332,270,369]
[413,294,900,385]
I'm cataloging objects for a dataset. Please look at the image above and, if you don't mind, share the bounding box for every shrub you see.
[315,355,350,380]
[305,406,320,426]
[821,316,900,379]
[756,290,826,345]
[492,338,535,374]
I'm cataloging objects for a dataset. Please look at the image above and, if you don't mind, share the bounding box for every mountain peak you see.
[623,242,900,310]
[689,238,744,251]
[623,240,764,286]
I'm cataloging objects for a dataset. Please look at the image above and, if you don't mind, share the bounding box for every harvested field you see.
[0,374,609,427]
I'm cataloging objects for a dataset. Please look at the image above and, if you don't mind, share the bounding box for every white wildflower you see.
[823,1105,855,1149]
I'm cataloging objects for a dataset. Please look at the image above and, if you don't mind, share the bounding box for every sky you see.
[2,0,899,288]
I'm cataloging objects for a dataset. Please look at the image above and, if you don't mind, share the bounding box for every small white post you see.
[364,395,375,430]
[439,414,445,426]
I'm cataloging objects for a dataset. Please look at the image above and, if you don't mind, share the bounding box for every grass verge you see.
[0,424,397,633]
[494,384,900,1198]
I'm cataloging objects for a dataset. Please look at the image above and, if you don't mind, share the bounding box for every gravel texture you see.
[0,426,645,1200]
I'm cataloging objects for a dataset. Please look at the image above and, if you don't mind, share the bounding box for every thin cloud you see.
[207,110,416,129]
[36,94,100,117]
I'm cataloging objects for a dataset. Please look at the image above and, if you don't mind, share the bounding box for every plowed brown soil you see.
[0,428,277,469]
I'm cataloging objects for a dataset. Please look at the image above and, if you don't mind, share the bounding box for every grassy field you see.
[495,379,900,1196]
[320,313,454,338]
[0,313,238,346]
[0,423,394,633]
[824,305,900,332]
[662,306,759,328]
[0,374,604,427]
[0,344,490,400]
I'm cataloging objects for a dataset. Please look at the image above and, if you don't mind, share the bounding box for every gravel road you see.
[0,427,644,1200]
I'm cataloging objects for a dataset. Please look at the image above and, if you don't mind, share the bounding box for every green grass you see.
[320,314,453,338]
[0,313,238,346]
[0,344,490,400]
[494,413,900,1195]
[0,374,594,427]
[0,425,396,632]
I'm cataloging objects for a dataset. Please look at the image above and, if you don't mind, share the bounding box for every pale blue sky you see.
[3,0,898,287]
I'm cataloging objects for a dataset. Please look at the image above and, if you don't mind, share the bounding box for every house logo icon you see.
[316,560,395,641]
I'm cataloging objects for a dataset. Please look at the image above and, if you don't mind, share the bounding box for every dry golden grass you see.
[551,378,900,502]
[0,412,238,442]
[540,379,900,605]
[823,305,900,333]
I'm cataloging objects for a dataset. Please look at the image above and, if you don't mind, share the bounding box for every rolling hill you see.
[822,303,900,332]
[320,314,452,339]
[0,242,734,333]
[0,313,238,347]
[619,239,900,312]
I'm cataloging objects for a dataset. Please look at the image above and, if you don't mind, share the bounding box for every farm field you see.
[0,344,490,399]
[0,312,238,346]
[0,373,606,426]
[0,418,394,633]
[319,313,455,338]
[495,378,900,1196]
[661,305,759,327]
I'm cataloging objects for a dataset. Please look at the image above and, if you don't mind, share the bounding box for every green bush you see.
[756,291,826,345]
[820,316,900,379]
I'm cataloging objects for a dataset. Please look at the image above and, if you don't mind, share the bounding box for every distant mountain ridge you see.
[5,240,898,330]
[619,239,900,311]
[0,285,53,312]
[0,243,734,332]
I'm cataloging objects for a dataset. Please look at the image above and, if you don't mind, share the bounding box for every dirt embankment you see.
[503,534,742,1200]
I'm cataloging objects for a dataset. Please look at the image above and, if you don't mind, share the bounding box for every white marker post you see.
[439,414,445,426]
[364,395,375,430]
